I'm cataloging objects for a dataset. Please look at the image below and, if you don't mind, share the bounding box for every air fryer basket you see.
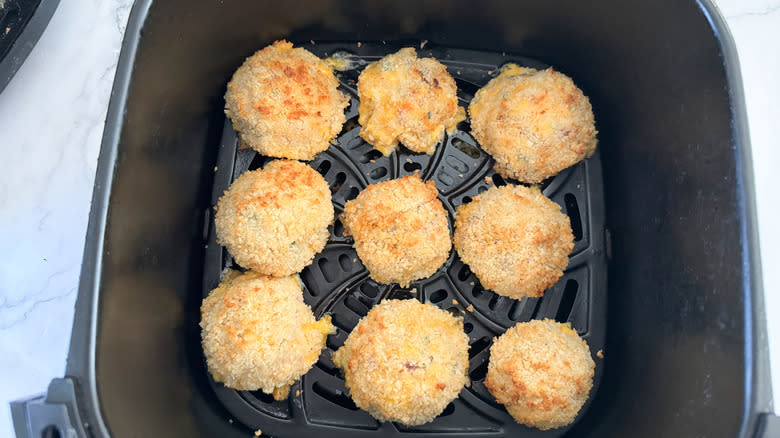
[11,1,774,437]
[202,44,607,437]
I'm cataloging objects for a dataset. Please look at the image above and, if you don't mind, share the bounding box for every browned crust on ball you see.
[225,40,349,160]
[484,319,595,430]
[469,65,597,183]
[341,174,451,286]
[357,48,466,155]
[453,184,573,299]
[332,300,469,425]
[200,271,335,398]
[215,160,333,276]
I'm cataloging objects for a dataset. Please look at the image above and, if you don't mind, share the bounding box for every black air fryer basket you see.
[11,1,778,437]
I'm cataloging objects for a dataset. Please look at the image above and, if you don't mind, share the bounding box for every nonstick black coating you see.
[202,43,608,438]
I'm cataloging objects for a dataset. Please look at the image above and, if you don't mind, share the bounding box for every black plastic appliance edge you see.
[0,0,60,94]
[10,0,778,437]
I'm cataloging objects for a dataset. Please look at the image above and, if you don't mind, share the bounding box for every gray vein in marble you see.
[0,288,77,330]
[726,3,780,19]
[0,267,74,309]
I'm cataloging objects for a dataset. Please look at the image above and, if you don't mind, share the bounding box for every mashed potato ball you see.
[357,48,465,155]
[484,319,595,430]
[332,299,469,425]
[453,184,573,299]
[469,65,597,183]
[215,159,333,276]
[340,174,451,287]
[201,270,335,400]
[225,40,349,161]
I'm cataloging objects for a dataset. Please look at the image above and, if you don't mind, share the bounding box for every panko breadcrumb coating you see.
[215,159,333,276]
[453,185,573,299]
[332,300,469,425]
[341,174,451,287]
[200,271,335,399]
[469,65,597,183]
[484,319,595,430]
[357,48,466,155]
[225,40,349,161]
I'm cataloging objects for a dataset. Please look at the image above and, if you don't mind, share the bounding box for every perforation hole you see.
[341,118,360,135]
[469,337,491,359]
[244,152,264,171]
[440,403,456,417]
[369,167,388,179]
[330,172,347,194]
[317,357,341,376]
[387,288,415,300]
[554,280,579,323]
[508,300,526,321]
[360,282,379,298]
[345,186,360,201]
[331,312,355,332]
[464,322,474,333]
[530,297,544,319]
[565,193,583,241]
[470,361,489,381]
[446,307,460,317]
[429,289,448,303]
[338,254,355,272]
[252,390,277,404]
[471,286,483,298]
[488,294,503,310]
[318,258,339,283]
[333,219,345,237]
[41,426,61,438]
[452,137,481,159]
[457,264,472,281]
[359,149,383,164]
[315,160,332,177]
[312,382,359,411]
[492,174,507,186]
[345,295,370,317]
[404,161,422,172]
[461,195,472,205]
[326,333,343,351]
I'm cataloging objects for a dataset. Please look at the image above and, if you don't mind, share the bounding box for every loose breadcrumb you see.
[597,349,604,359]
[466,304,474,312]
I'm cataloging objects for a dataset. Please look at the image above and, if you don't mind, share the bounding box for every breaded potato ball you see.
[453,185,573,299]
[200,270,335,400]
[357,48,466,155]
[224,40,349,161]
[215,159,333,276]
[484,319,595,430]
[469,65,597,183]
[332,299,469,425]
[340,174,451,287]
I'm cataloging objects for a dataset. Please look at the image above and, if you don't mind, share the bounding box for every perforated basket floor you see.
[203,42,607,438]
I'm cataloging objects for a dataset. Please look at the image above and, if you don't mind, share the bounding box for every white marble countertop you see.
[0,0,778,435]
